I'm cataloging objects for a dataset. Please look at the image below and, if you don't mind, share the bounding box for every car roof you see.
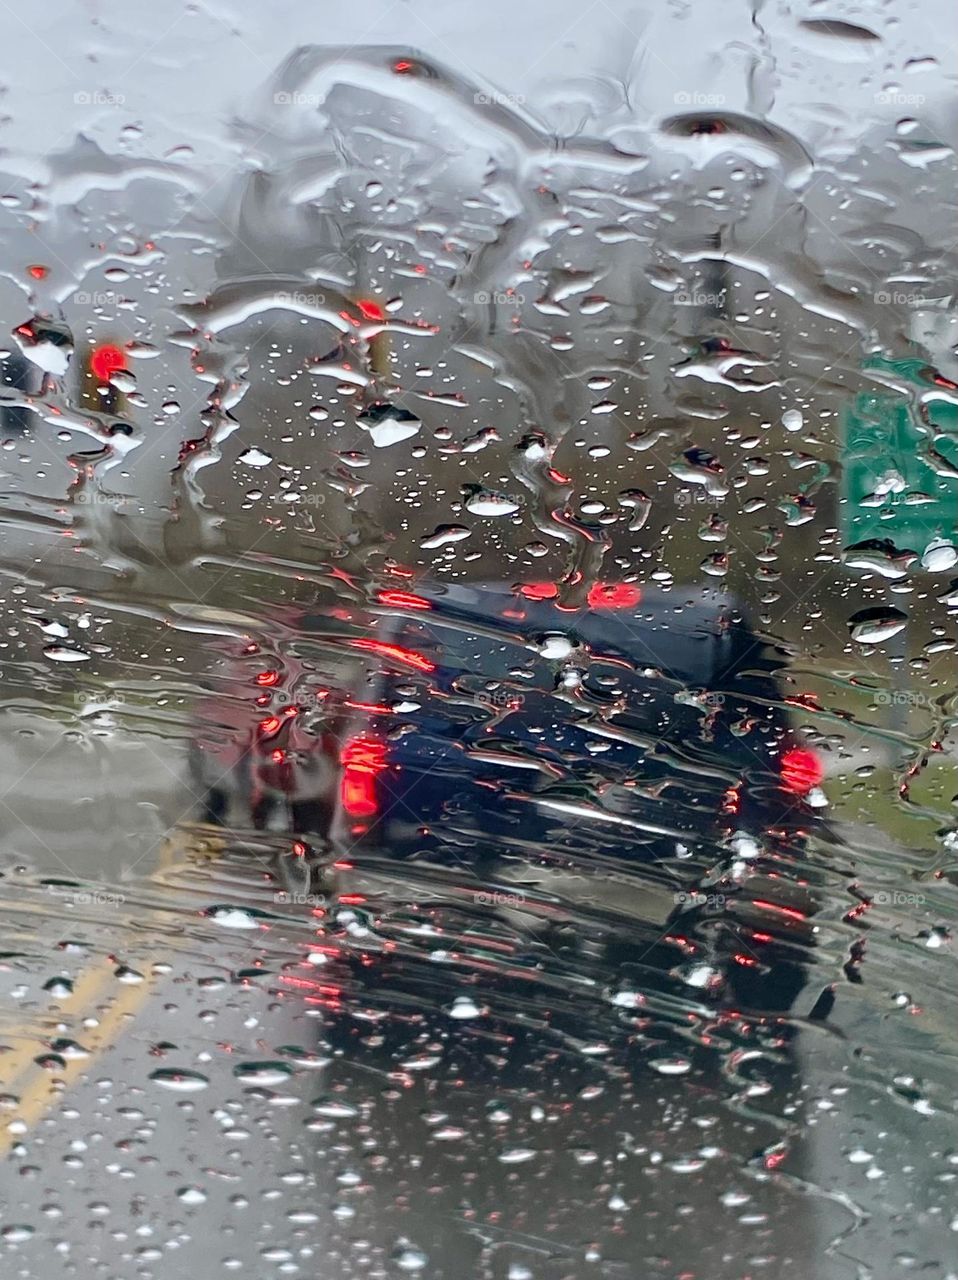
[374,580,749,686]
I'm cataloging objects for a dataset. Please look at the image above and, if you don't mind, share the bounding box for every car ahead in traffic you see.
[190,579,826,1009]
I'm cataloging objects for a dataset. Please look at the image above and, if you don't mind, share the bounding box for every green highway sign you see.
[841,354,958,559]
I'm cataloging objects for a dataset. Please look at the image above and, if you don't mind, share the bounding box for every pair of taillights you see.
[336,737,825,823]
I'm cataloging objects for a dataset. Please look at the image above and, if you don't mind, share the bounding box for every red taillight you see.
[780,748,824,795]
[340,737,387,818]
[587,582,641,610]
[518,582,559,601]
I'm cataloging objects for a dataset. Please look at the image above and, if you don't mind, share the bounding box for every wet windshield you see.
[0,3,957,1277]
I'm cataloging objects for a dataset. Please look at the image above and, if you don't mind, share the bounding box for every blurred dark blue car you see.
[191,579,825,1010]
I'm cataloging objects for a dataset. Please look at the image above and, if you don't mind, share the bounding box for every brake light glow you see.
[377,589,431,610]
[518,582,558,601]
[780,748,824,795]
[357,298,386,321]
[90,343,127,383]
[350,638,435,672]
[751,899,809,922]
[340,736,387,818]
[587,582,641,610]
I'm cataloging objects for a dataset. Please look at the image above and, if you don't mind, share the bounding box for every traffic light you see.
[81,342,128,416]
[355,298,390,378]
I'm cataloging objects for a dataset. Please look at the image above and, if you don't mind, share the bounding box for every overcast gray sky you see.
[3,0,954,174]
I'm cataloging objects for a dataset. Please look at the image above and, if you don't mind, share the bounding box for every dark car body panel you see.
[189,581,822,1011]
[328,582,812,860]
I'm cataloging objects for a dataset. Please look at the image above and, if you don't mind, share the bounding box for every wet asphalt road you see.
[0,718,954,1278]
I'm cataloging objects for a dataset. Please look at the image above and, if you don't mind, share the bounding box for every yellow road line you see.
[0,973,156,1155]
[1,821,225,1154]
[0,958,115,1093]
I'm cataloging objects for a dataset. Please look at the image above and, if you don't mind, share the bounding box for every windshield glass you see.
[0,4,956,1278]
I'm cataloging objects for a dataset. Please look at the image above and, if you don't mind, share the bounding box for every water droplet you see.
[536,634,575,660]
[848,607,908,644]
[499,1147,537,1164]
[843,540,916,580]
[447,995,483,1019]
[202,906,263,929]
[43,646,91,663]
[311,1097,359,1119]
[149,1069,209,1092]
[1,1225,34,1243]
[464,490,520,517]
[921,539,957,572]
[356,402,421,447]
[238,447,273,468]
[392,1242,429,1272]
[420,524,471,549]
[233,1062,294,1086]
[42,976,73,997]
[650,1056,692,1076]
